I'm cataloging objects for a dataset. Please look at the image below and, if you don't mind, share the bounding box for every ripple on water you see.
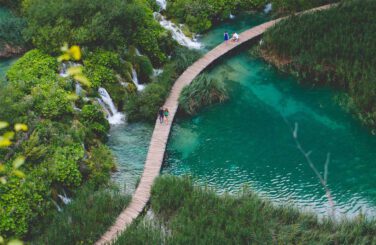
[163,50,376,218]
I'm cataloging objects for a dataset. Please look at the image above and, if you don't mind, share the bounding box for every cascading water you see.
[153,0,201,49]
[132,68,145,91]
[153,68,163,77]
[75,83,83,95]
[98,87,125,125]
[264,3,272,14]
[59,63,69,78]
[58,193,72,205]
[153,13,201,49]
[156,0,167,10]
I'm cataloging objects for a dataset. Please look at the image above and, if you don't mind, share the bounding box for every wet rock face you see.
[0,43,25,58]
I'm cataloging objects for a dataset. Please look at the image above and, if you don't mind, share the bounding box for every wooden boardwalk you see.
[95,4,333,245]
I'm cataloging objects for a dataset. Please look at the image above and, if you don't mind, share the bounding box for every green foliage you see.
[0,169,50,238]
[125,47,201,122]
[30,182,130,245]
[0,7,27,48]
[6,50,58,91]
[51,144,84,188]
[116,175,376,245]
[271,0,337,15]
[0,47,116,238]
[134,55,153,84]
[83,50,129,109]
[80,104,110,142]
[31,83,73,119]
[165,0,267,33]
[262,0,376,128]
[179,74,228,115]
[84,144,116,185]
[25,0,169,65]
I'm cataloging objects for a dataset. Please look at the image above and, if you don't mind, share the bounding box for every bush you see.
[84,144,116,185]
[179,74,228,115]
[80,104,110,141]
[51,144,84,188]
[31,82,73,119]
[6,49,58,90]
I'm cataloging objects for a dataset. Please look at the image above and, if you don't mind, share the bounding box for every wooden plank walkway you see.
[95,4,333,245]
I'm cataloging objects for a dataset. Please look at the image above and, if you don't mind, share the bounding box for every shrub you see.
[80,104,110,141]
[6,49,58,90]
[179,74,228,115]
[51,144,84,188]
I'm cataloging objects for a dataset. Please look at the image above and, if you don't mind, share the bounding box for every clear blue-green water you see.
[108,123,153,194]
[0,58,16,79]
[110,13,376,217]
[0,7,18,79]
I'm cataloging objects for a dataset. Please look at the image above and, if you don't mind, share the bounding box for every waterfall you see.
[132,68,145,91]
[156,0,167,10]
[229,14,235,19]
[58,192,72,205]
[98,87,125,125]
[264,3,272,14]
[59,63,69,78]
[153,68,163,77]
[75,83,83,95]
[153,13,201,49]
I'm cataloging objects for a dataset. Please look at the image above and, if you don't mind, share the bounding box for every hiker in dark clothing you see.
[158,107,164,124]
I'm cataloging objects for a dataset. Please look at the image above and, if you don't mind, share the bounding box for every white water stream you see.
[98,87,125,125]
[132,68,145,91]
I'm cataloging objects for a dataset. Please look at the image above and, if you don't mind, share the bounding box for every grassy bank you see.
[29,182,130,245]
[115,175,376,244]
[259,0,376,129]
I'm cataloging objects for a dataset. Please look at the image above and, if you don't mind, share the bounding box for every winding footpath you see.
[96,4,333,244]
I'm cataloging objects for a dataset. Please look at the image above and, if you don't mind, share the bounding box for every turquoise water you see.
[109,13,376,218]
[163,17,376,217]
[0,58,16,79]
[108,123,153,194]
[0,7,17,79]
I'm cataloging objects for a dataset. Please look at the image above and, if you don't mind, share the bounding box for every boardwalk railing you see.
[95,4,333,245]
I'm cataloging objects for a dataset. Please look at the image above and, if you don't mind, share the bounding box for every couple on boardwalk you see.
[158,107,169,124]
[224,32,239,43]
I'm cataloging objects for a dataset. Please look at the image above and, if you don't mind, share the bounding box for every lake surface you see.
[163,15,376,218]
[109,13,376,218]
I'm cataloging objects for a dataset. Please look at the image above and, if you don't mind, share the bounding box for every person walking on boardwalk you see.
[158,107,164,124]
[224,32,229,43]
[164,108,169,124]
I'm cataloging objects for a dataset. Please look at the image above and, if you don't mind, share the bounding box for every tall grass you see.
[116,175,376,244]
[29,182,130,245]
[261,0,376,128]
[179,74,228,115]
